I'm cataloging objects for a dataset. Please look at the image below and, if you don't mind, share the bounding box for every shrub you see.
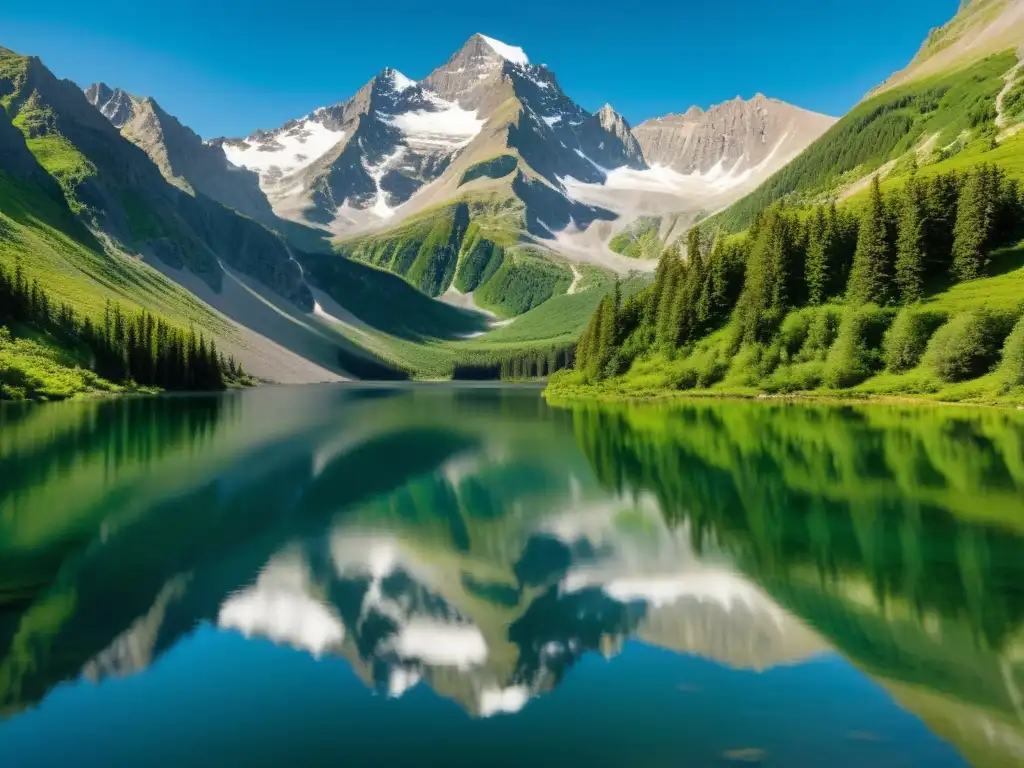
[689,345,729,388]
[883,308,947,372]
[666,365,698,391]
[799,306,843,362]
[724,344,763,387]
[763,361,826,393]
[823,305,892,389]
[998,314,1024,390]
[778,310,813,359]
[924,309,1017,382]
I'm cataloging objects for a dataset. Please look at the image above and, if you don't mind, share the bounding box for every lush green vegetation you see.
[451,344,576,380]
[1,261,247,400]
[474,249,572,317]
[300,248,486,341]
[608,217,662,260]
[553,161,1024,403]
[453,223,505,292]
[332,199,577,320]
[713,52,1016,232]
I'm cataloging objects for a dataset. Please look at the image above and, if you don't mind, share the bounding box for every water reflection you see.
[1,388,1023,766]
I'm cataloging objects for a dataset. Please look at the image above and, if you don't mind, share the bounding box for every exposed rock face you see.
[86,83,275,224]
[591,104,646,169]
[0,49,310,307]
[633,94,836,180]
[84,83,135,128]
[421,33,512,109]
[874,0,1024,93]
[215,35,642,236]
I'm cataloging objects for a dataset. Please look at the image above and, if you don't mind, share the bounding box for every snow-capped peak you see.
[477,34,530,66]
[389,69,417,92]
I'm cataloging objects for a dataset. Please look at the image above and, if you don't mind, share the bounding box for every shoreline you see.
[543,384,1024,410]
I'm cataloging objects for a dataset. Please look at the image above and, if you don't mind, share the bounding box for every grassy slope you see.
[712,51,1017,232]
[0,172,246,398]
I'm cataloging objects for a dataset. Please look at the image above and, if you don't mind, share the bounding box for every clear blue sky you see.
[1,0,959,139]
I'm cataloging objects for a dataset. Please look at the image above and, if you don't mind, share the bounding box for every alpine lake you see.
[1,384,1023,767]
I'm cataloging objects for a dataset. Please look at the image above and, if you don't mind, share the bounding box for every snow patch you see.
[218,553,345,657]
[563,568,784,622]
[363,147,406,219]
[543,115,562,127]
[479,686,531,717]
[223,120,345,180]
[391,70,417,92]
[478,34,530,65]
[384,99,485,149]
[388,619,488,668]
[388,667,421,698]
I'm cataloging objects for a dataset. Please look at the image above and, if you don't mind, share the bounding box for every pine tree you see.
[671,236,706,346]
[895,172,928,304]
[951,165,994,282]
[596,294,618,375]
[735,208,799,342]
[925,171,960,273]
[654,247,682,348]
[805,206,829,305]
[847,176,895,305]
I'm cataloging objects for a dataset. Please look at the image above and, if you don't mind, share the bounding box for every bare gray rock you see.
[633,94,835,179]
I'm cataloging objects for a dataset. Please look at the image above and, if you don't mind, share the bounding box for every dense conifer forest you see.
[1,260,246,399]
[566,163,1024,398]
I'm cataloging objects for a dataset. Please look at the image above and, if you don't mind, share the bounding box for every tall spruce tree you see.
[596,293,618,375]
[805,206,829,305]
[895,172,928,303]
[655,247,682,348]
[735,208,799,342]
[847,176,895,305]
[951,165,994,281]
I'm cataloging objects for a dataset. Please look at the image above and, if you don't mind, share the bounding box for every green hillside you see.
[550,160,1024,404]
[712,50,1016,232]
[553,1,1024,406]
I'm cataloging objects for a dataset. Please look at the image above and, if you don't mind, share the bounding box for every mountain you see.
[632,95,836,184]
[0,49,310,307]
[873,0,1024,94]
[216,34,646,238]
[204,33,831,319]
[84,83,277,225]
[713,0,1024,233]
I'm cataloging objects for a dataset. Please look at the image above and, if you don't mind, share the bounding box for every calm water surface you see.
[1,385,1023,767]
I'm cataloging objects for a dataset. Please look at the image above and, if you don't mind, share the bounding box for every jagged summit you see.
[85,83,135,128]
[475,33,530,65]
[633,95,836,178]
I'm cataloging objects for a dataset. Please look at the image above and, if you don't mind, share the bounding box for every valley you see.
[1,27,833,398]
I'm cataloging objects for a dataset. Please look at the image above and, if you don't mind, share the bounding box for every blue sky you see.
[1,0,958,139]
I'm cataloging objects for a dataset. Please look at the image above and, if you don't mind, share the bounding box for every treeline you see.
[452,344,576,380]
[1,261,246,392]
[576,163,1024,380]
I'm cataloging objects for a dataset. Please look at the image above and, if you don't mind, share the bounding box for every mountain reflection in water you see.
[1,386,1023,767]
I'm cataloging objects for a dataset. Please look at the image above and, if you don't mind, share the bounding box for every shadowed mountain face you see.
[2,388,1020,766]
[84,83,278,227]
[0,49,311,307]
